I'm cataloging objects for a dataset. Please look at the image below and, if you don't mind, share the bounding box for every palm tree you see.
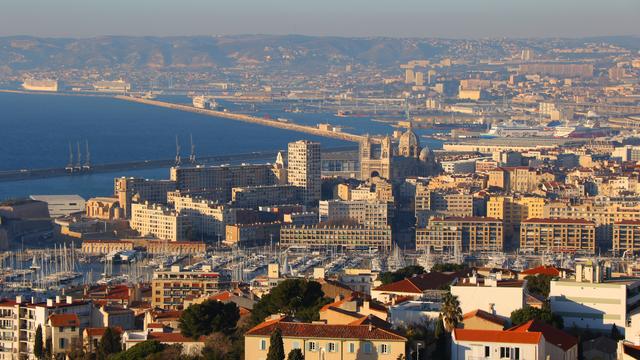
[440,292,462,332]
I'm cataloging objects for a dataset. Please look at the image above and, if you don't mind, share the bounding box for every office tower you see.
[288,140,321,206]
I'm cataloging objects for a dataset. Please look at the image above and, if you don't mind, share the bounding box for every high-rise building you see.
[114,177,176,218]
[287,140,321,206]
[130,202,189,241]
[520,218,596,253]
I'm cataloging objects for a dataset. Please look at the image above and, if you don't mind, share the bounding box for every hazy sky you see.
[1,0,638,38]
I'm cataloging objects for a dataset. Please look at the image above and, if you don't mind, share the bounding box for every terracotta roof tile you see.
[521,265,561,277]
[246,321,405,341]
[454,328,542,345]
[462,309,506,326]
[49,314,79,327]
[507,320,577,351]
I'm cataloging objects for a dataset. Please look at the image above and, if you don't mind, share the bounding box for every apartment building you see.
[231,184,302,208]
[224,222,281,247]
[130,202,189,241]
[319,200,390,228]
[451,273,526,321]
[114,177,176,218]
[520,218,596,253]
[288,140,321,206]
[488,167,553,193]
[245,316,406,360]
[415,186,473,226]
[151,265,230,310]
[280,225,392,250]
[172,195,228,239]
[613,220,640,254]
[416,217,503,253]
[169,164,278,200]
[550,261,640,334]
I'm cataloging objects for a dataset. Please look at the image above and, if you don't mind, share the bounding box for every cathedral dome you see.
[419,146,432,161]
[398,128,420,157]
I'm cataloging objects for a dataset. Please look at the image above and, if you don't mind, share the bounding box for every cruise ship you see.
[192,96,218,110]
[22,79,59,92]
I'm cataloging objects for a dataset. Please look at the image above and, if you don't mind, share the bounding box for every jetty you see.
[114,95,368,143]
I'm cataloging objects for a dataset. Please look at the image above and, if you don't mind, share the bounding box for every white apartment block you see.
[288,140,321,206]
[550,261,640,334]
[172,195,228,239]
[130,202,189,241]
[451,273,526,322]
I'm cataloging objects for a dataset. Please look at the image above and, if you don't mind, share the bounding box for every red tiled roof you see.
[373,272,459,293]
[616,220,640,225]
[508,320,577,351]
[246,321,406,341]
[462,309,506,326]
[84,327,123,337]
[521,265,560,277]
[454,328,542,345]
[49,314,79,327]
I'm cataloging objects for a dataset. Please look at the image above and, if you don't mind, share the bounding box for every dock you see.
[114,95,369,143]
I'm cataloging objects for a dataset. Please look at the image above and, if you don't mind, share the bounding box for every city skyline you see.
[1,0,639,39]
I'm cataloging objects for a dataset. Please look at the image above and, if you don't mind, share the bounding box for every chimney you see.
[334,295,343,303]
[15,296,22,304]
[363,301,370,311]
[66,296,73,304]
[47,299,53,307]
[55,296,61,304]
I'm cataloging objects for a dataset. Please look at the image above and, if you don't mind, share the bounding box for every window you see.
[259,339,266,350]
[308,341,317,351]
[348,343,355,353]
[514,348,520,360]
[59,338,65,349]
[500,347,510,358]
[363,342,372,353]
[327,342,337,352]
[484,346,490,357]
[380,344,390,354]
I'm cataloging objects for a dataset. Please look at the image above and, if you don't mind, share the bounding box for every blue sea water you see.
[0,92,442,200]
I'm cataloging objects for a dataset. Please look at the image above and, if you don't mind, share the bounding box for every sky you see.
[1,0,639,39]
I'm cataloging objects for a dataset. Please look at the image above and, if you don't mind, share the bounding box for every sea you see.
[0,92,443,200]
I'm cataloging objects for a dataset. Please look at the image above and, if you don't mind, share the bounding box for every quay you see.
[114,95,369,143]
[0,146,357,183]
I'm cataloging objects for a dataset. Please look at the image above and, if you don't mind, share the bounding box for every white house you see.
[550,261,640,334]
[451,272,526,323]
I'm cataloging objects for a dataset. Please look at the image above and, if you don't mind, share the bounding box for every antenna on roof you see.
[175,135,181,166]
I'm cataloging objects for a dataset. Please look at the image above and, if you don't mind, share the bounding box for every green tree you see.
[267,328,285,360]
[250,279,329,325]
[97,327,122,360]
[525,274,554,297]
[109,340,165,360]
[34,325,44,360]
[431,316,448,360]
[179,300,240,339]
[440,292,462,332]
[510,304,563,329]
[379,265,425,284]
[45,338,52,359]
[287,349,304,360]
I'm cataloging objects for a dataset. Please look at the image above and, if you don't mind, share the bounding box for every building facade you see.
[287,140,321,206]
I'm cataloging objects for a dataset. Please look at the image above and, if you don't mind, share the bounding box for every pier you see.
[0,146,357,182]
[114,95,369,143]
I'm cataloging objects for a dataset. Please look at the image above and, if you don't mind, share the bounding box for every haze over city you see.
[1,0,639,38]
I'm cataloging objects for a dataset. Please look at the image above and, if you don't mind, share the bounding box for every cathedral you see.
[359,126,438,182]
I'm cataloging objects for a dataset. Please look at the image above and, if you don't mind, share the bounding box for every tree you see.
[45,338,52,359]
[267,328,285,360]
[97,327,122,360]
[201,332,234,360]
[250,279,329,325]
[510,304,563,329]
[431,316,448,360]
[287,349,304,360]
[109,340,165,360]
[34,325,44,360]
[440,292,462,332]
[525,274,554,297]
[379,265,425,284]
[179,300,240,338]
